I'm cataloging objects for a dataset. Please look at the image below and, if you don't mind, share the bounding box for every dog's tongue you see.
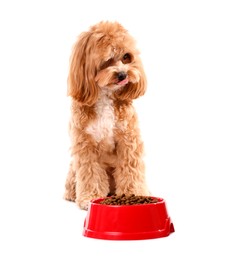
[118,78,129,85]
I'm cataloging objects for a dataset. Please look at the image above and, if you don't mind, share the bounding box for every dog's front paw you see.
[116,186,151,197]
[76,199,90,210]
[76,192,109,210]
[63,190,76,202]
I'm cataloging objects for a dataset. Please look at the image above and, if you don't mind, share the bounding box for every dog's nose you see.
[117,71,127,81]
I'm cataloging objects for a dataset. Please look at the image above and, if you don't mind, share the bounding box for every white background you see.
[0,0,230,259]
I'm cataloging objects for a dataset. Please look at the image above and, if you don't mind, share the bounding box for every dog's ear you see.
[67,31,98,106]
[115,61,147,101]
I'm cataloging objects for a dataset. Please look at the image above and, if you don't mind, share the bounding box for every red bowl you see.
[83,196,174,240]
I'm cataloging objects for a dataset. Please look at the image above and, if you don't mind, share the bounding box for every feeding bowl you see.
[83,196,174,240]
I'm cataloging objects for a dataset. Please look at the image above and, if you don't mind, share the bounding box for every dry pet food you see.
[100,194,158,205]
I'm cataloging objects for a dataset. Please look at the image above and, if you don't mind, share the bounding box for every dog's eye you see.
[122,53,131,64]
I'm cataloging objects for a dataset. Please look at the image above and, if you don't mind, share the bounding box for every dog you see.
[64,21,150,210]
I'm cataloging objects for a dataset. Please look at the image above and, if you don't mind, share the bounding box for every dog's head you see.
[68,21,147,106]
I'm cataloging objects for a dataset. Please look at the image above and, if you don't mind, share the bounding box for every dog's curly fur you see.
[64,21,150,210]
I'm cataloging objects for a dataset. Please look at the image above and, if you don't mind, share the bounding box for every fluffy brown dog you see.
[64,21,150,210]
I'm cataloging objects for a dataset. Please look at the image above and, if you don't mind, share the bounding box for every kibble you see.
[99,194,158,205]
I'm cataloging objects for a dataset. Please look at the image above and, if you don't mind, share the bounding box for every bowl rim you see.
[90,196,165,208]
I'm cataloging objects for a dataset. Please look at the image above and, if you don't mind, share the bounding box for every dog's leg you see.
[64,162,76,202]
[70,142,110,210]
[75,163,110,210]
[114,132,150,196]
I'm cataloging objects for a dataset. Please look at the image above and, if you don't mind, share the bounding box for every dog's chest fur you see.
[86,91,116,144]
